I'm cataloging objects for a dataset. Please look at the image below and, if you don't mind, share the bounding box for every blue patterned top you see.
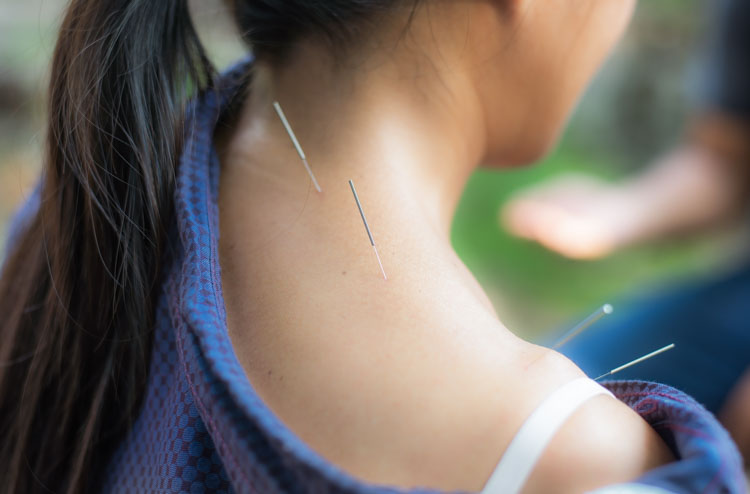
[4,57,745,494]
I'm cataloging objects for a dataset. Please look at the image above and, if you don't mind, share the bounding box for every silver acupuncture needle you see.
[594,343,675,381]
[553,304,613,349]
[348,179,387,280]
[272,101,322,193]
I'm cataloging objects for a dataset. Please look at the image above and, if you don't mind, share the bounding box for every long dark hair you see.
[0,1,212,491]
[0,1,406,492]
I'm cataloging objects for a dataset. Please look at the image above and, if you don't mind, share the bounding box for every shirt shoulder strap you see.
[481,377,615,494]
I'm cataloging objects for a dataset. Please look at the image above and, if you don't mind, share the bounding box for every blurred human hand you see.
[501,142,750,260]
[501,173,645,260]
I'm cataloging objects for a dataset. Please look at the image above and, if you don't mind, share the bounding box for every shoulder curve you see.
[522,383,675,494]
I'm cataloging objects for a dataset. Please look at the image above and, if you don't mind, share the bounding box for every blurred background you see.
[1,0,747,341]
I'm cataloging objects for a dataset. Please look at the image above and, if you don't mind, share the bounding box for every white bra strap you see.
[480,377,615,494]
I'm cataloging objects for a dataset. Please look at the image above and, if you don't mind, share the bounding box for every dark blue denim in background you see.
[559,261,750,414]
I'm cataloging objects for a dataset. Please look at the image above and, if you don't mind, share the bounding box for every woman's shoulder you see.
[233,297,674,493]
[523,357,675,493]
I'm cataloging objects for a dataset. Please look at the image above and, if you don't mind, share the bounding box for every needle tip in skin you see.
[349,179,387,280]
[303,158,322,193]
[272,101,323,193]
[373,245,387,280]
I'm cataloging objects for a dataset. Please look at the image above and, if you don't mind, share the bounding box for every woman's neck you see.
[218,46,507,341]
[224,43,488,236]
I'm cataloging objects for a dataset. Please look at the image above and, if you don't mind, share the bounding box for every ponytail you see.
[0,1,213,491]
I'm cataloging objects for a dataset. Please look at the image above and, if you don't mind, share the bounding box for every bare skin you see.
[217,1,673,491]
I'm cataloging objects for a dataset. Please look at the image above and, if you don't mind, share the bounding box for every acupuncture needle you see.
[594,343,675,381]
[349,179,387,280]
[553,304,613,349]
[272,101,322,193]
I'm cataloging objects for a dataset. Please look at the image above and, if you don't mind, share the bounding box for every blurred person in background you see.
[504,0,750,462]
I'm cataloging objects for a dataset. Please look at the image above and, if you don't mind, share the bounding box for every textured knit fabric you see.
[604,381,746,494]
[2,57,746,494]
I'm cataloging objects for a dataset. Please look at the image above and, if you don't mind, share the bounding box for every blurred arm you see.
[502,114,750,259]
[622,113,750,240]
[504,0,750,259]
